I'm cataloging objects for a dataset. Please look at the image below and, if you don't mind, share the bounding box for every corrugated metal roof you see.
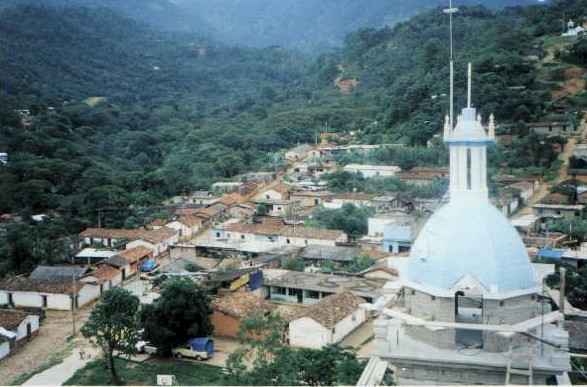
[301,245,360,262]
[29,266,89,280]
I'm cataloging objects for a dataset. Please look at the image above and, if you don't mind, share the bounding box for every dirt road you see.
[0,307,94,385]
[512,112,586,219]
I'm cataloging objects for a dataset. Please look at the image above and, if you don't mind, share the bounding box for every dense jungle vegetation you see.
[0,1,586,275]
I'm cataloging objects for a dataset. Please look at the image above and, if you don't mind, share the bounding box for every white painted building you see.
[79,264,123,299]
[164,216,203,240]
[368,70,570,385]
[0,309,40,345]
[506,181,535,202]
[126,227,179,256]
[0,278,97,311]
[289,292,367,348]
[343,164,401,178]
[0,332,11,359]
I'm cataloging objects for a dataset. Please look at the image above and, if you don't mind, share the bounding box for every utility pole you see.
[71,256,76,337]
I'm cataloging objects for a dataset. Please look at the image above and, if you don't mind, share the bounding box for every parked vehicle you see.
[140,259,158,272]
[143,342,158,355]
[172,337,214,360]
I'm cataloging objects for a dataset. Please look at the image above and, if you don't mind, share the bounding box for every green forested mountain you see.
[3,0,551,54]
[1,0,586,232]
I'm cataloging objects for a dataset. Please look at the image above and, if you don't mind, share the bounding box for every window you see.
[241,234,245,239]
[307,290,320,299]
[286,239,290,244]
[41,295,47,308]
[466,148,472,189]
[305,239,308,245]
[499,301,505,307]
[276,287,287,295]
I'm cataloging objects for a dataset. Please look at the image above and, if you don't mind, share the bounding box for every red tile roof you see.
[82,265,121,284]
[279,226,346,241]
[0,309,31,331]
[176,215,204,228]
[0,277,82,295]
[79,228,145,239]
[295,291,365,328]
[213,291,275,320]
[141,227,178,244]
[119,246,152,262]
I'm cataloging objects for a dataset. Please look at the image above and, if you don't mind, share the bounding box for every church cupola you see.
[444,63,495,204]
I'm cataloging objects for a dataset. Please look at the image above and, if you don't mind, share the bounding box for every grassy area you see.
[63,357,227,386]
[10,340,76,386]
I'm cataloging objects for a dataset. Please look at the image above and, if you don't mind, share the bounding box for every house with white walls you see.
[79,264,122,299]
[79,228,145,248]
[0,309,41,346]
[288,291,367,349]
[0,277,96,311]
[343,164,401,178]
[125,227,179,256]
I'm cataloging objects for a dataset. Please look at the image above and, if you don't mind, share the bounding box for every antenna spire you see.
[467,62,472,108]
[444,0,458,131]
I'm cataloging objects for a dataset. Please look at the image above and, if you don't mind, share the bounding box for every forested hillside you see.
[1,0,586,233]
[5,0,550,53]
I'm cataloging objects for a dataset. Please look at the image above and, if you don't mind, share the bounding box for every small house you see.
[80,265,122,298]
[117,246,153,277]
[79,228,145,248]
[288,291,367,349]
[342,164,401,178]
[0,277,94,311]
[211,291,275,337]
[125,227,179,256]
[0,309,40,346]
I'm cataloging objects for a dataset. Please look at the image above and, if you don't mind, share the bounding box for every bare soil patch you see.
[0,307,93,385]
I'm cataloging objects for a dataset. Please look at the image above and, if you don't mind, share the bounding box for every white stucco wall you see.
[289,310,365,349]
[14,315,40,341]
[289,317,332,349]
[332,309,366,343]
[368,218,393,237]
[165,221,192,238]
[0,341,9,360]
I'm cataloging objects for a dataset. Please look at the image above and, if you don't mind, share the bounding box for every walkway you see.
[23,345,100,386]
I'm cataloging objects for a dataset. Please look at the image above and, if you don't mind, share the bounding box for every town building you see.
[288,291,367,349]
[0,309,40,346]
[211,291,275,337]
[0,277,93,311]
[529,121,576,136]
[342,164,401,178]
[367,76,570,385]
[263,270,386,305]
[79,228,144,248]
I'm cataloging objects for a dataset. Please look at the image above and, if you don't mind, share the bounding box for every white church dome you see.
[405,201,535,292]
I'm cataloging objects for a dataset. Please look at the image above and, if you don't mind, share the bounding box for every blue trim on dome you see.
[444,139,494,145]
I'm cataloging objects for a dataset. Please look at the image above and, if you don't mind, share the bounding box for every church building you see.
[367,66,571,385]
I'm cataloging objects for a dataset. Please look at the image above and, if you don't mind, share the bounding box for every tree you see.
[225,314,366,386]
[80,287,141,385]
[141,277,213,356]
[546,263,587,310]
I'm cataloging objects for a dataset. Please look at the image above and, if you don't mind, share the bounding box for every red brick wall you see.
[211,311,240,337]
